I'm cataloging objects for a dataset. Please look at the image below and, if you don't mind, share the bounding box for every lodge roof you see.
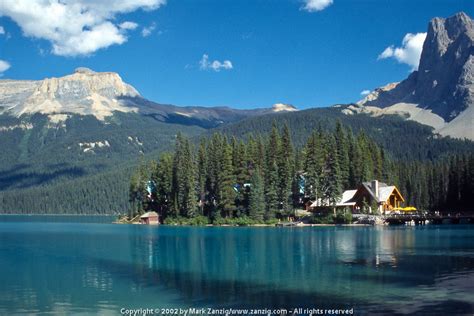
[338,190,357,206]
[140,211,158,218]
[357,181,404,203]
[309,189,357,208]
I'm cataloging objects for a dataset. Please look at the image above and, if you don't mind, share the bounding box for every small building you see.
[308,180,405,215]
[140,211,160,225]
[350,180,404,214]
[309,189,357,212]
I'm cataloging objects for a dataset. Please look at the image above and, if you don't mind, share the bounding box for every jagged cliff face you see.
[416,12,474,119]
[0,68,139,120]
[356,12,474,140]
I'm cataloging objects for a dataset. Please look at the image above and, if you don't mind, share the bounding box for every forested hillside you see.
[0,112,204,191]
[1,107,472,214]
[214,106,474,161]
[129,122,473,224]
[0,112,203,214]
[0,166,132,214]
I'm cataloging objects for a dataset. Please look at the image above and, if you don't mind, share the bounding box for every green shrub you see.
[212,216,228,226]
[333,211,353,224]
[185,215,210,226]
[163,216,180,225]
[344,212,353,224]
[264,218,279,225]
[309,214,334,224]
[164,215,210,226]
[232,216,253,226]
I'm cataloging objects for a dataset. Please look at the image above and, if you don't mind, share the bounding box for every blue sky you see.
[0,0,472,110]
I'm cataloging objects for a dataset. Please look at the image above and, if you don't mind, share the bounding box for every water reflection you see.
[0,223,473,315]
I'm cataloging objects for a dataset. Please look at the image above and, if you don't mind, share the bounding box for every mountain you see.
[0,67,296,128]
[353,12,474,140]
[0,67,139,120]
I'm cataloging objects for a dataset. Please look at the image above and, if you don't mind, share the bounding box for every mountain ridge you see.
[0,67,297,128]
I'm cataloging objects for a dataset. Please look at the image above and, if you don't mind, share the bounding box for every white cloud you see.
[0,26,4,35]
[360,90,371,96]
[302,0,333,12]
[378,32,427,70]
[0,0,166,57]
[199,54,233,72]
[141,22,156,37]
[119,21,138,30]
[0,60,11,73]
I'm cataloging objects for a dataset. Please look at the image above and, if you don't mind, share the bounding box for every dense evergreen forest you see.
[215,106,474,162]
[130,122,474,224]
[0,167,133,214]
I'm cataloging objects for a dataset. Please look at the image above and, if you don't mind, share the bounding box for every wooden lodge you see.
[351,180,405,214]
[309,180,405,214]
[139,211,160,225]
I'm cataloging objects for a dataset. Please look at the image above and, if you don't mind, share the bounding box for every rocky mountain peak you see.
[0,68,141,120]
[355,12,474,140]
[41,68,140,100]
[420,11,473,72]
[74,67,96,74]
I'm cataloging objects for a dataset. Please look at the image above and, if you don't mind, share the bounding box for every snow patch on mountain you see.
[79,140,111,153]
[272,103,297,112]
[0,122,33,132]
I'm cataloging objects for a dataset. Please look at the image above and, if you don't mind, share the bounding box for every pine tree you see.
[154,153,173,218]
[182,138,197,217]
[265,160,279,219]
[303,131,323,200]
[264,123,280,218]
[291,150,304,208]
[205,133,223,219]
[255,134,266,170]
[322,136,343,210]
[171,133,197,217]
[170,133,184,217]
[357,131,373,182]
[234,140,249,216]
[278,124,294,213]
[335,121,350,188]
[219,140,236,218]
[248,168,265,222]
[197,139,207,215]
[129,160,149,217]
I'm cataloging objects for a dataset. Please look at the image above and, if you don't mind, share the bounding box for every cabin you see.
[139,211,160,225]
[309,190,357,212]
[308,180,405,215]
[350,180,404,214]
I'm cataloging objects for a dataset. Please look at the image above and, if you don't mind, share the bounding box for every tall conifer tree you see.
[248,168,265,221]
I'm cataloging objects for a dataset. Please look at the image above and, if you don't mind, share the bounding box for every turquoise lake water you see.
[0,216,473,315]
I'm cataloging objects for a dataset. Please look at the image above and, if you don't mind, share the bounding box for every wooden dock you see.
[384,214,474,225]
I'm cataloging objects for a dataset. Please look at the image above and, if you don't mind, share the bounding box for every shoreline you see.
[0,214,118,216]
[113,221,374,227]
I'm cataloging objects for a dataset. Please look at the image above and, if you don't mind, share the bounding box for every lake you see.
[0,216,473,315]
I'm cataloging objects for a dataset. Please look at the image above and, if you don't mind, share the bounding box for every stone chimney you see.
[371,180,379,200]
